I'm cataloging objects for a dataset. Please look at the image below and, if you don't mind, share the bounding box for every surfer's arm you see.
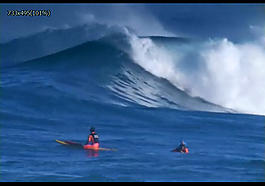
[88,135,93,144]
[87,135,91,144]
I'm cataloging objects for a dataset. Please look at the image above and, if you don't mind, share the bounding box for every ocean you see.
[1,4,264,182]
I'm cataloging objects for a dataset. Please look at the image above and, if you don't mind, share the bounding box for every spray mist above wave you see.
[0,22,138,68]
[1,4,177,68]
[126,31,265,116]
[78,4,175,38]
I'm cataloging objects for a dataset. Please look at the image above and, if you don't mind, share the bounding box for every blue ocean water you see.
[1,4,265,182]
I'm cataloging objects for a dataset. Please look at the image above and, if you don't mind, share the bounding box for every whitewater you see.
[128,33,265,115]
[1,4,264,182]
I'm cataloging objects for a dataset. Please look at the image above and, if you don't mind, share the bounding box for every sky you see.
[1,3,264,43]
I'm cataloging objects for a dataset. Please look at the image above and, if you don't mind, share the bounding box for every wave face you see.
[2,21,265,115]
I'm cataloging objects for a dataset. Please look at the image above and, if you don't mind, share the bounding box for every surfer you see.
[171,140,189,153]
[84,127,99,149]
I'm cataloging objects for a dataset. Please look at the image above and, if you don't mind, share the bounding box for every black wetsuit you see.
[89,133,99,144]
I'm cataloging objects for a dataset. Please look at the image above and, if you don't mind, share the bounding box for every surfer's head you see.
[90,127,95,133]
[180,140,186,146]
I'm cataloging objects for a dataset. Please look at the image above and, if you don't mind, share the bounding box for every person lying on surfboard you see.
[84,127,99,149]
[171,140,189,153]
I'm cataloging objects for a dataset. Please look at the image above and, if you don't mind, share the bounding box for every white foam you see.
[198,38,265,115]
[127,33,265,116]
[128,34,187,91]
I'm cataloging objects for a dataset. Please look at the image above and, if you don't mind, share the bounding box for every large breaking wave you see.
[2,22,265,115]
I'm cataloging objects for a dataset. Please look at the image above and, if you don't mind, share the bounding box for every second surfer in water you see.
[171,140,189,153]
